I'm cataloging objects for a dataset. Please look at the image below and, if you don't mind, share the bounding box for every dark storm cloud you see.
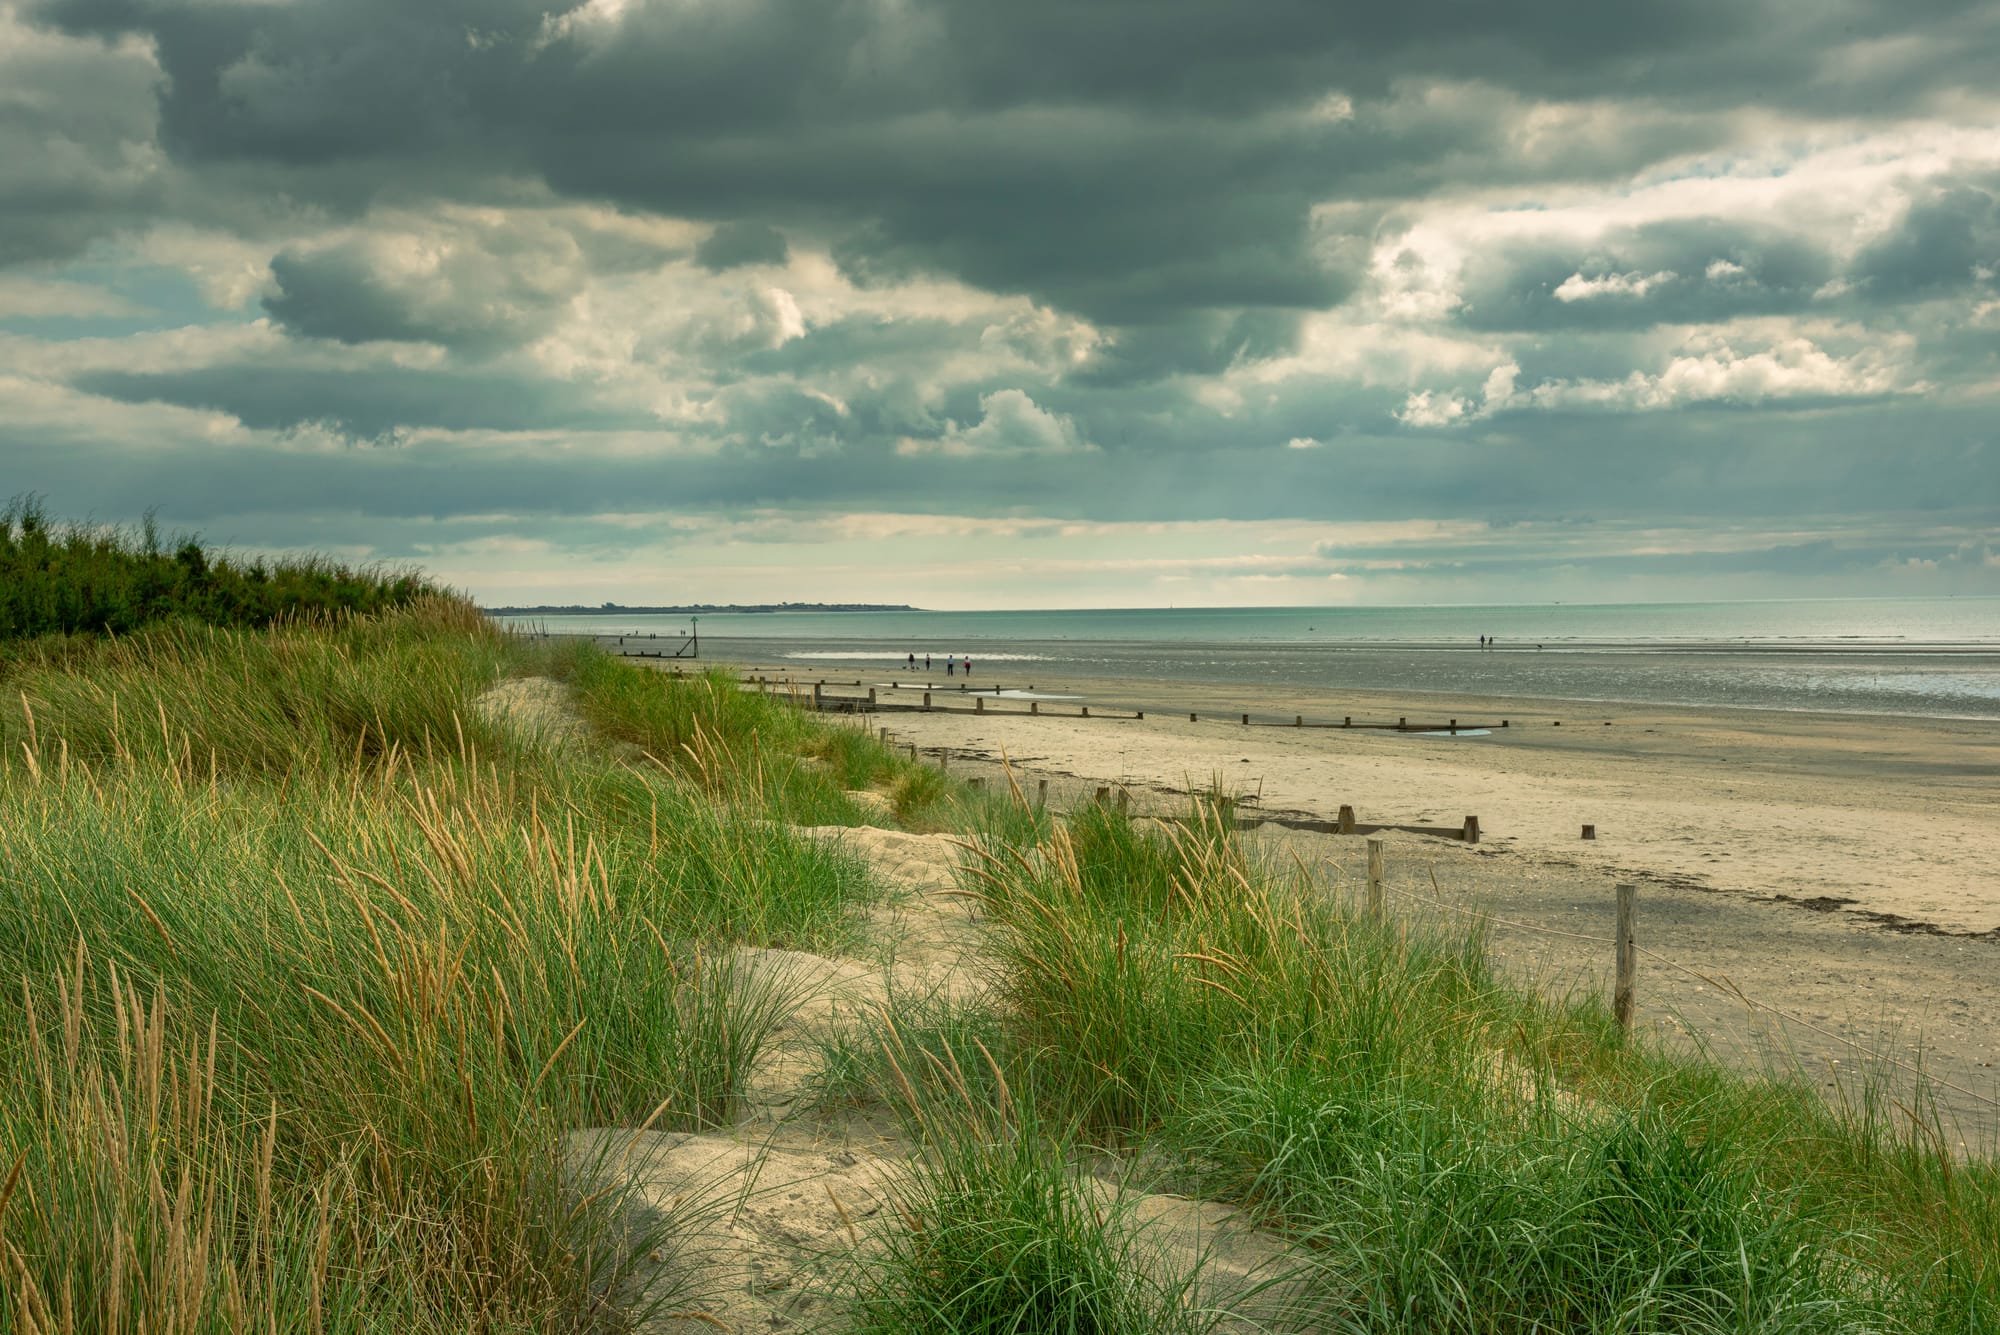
[1456,219,1836,331]
[29,0,1995,349]
[1852,178,2000,300]
[0,12,162,265]
[695,223,790,273]
[74,364,657,441]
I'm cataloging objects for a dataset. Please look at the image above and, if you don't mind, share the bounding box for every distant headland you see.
[482,602,921,615]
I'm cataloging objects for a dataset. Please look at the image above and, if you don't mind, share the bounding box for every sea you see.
[492,596,2000,721]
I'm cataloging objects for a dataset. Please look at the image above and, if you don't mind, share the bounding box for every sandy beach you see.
[710,656,2000,1141]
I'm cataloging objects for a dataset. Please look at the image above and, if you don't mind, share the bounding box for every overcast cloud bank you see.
[2,0,1996,605]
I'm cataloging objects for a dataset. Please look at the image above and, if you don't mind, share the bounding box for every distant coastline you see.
[483,602,921,615]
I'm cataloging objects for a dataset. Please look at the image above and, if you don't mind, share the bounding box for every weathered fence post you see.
[1095,786,1110,806]
[1030,701,1039,715]
[1462,815,1480,844]
[1242,713,1250,726]
[1338,804,1357,835]
[1581,824,1596,840]
[1036,778,1048,807]
[1190,712,1198,722]
[813,682,823,711]
[924,692,932,710]
[1116,788,1129,814]
[868,687,877,706]
[976,696,985,713]
[1614,883,1638,1033]
[1295,715,1303,727]
[1366,838,1385,923]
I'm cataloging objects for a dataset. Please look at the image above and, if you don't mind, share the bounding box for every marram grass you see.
[0,608,908,1333]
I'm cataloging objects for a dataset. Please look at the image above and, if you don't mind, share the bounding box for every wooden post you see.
[1449,718,1457,734]
[939,751,948,772]
[878,727,888,742]
[1581,824,1596,840]
[868,687,877,706]
[1338,804,1356,835]
[1242,713,1250,726]
[1036,778,1048,807]
[1366,839,1385,923]
[1081,706,1089,718]
[924,692,931,709]
[1030,701,1039,715]
[813,682,823,711]
[1344,716,1351,727]
[1614,883,1637,1033]
[1295,715,1303,727]
[969,778,985,792]
[1095,786,1110,805]
[1136,711,1143,719]
[908,744,917,762]
[1398,716,1406,731]
[1501,720,1509,728]
[976,696,985,713]
[1462,815,1480,844]
[1190,712,1198,722]
[1116,788,1129,814]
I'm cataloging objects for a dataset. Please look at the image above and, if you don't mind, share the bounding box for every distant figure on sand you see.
[964,658,973,677]
[946,657,954,676]
[925,654,931,670]
[906,652,915,670]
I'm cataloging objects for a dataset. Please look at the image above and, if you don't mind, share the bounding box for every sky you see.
[2,0,1998,609]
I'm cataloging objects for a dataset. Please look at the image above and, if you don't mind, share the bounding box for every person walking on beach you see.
[907,652,915,670]
[925,654,931,670]
[964,657,972,678]
[946,656,954,676]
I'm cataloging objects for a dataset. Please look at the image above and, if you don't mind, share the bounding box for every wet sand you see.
[712,655,2000,1141]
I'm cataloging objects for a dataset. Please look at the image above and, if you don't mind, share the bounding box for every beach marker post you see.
[813,681,823,711]
[1581,824,1596,840]
[1296,715,1302,727]
[924,692,932,710]
[1242,713,1249,726]
[1462,815,1480,844]
[1366,839,1386,923]
[1095,786,1110,806]
[868,688,877,706]
[1614,883,1638,1032]
[976,697,985,713]
[1338,804,1356,835]
[1081,706,1089,717]
[1030,701,1039,715]
[1190,712,1198,722]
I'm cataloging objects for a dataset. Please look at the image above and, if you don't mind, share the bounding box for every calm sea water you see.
[493,597,2000,720]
